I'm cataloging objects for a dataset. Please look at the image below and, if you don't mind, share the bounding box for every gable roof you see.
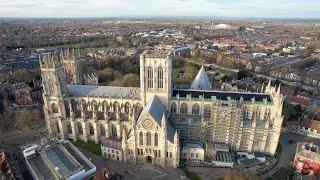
[166,124,175,143]
[67,85,140,99]
[191,66,212,90]
[138,95,166,125]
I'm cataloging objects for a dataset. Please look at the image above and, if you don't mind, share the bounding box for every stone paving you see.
[79,148,184,180]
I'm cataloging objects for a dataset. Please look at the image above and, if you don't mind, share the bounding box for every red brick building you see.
[293,142,320,176]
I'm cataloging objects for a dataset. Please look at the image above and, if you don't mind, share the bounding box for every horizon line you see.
[0,15,320,20]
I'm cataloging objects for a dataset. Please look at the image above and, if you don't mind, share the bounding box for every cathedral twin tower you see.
[40,49,283,167]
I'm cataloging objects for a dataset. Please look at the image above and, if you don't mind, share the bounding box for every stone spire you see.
[266,77,271,90]
[277,83,281,95]
[174,130,179,145]
[191,66,212,90]
[261,83,264,93]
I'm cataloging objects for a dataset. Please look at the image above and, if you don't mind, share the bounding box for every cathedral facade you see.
[40,50,283,168]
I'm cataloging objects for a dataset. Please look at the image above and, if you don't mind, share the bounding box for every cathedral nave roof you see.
[67,85,140,99]
[172,89,272,102]
[138,95,166,125]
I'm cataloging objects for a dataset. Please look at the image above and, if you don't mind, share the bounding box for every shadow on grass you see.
[69,139,102,155]
[179,165,201,180]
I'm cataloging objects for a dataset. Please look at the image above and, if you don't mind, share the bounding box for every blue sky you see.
[0,0,319,18]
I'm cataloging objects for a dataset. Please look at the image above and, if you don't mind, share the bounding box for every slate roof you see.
[191,66,212,90]
[166,124,175,143]
[101,139,122,150]
[67,85,140,99]
[142,50,170,58]
[137,95,176,143]
[172,89,272,102]
[138,95,166,125]
[184,143,203,149]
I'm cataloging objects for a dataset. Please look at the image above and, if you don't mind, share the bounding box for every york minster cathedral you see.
[40,49,283,167]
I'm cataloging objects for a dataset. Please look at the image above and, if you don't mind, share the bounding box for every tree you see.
[15,108,41,129]
[98,68,116,84]
[109,73,139,87]
[222,75,232,82]
[120,74,140,87]
[237,70,250,80]
[0,113,11,133]
[274,79,281,89]
[11,69,33,83]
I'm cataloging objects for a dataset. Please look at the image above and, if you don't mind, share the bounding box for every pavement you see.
[261,133,320,179]
[2,127,320,180]
[0,127,46,152]
[79,148,184,180]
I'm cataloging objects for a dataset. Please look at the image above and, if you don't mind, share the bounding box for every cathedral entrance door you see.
[146,156,152,163]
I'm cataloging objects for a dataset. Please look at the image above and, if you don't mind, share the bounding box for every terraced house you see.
[40,49,283,167]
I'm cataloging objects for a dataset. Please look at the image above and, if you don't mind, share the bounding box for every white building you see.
[22,140,96,180]
[182,144,205,163]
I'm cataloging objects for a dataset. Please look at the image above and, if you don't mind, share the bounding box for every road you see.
[0,127,46,152]
[261,133,320,179]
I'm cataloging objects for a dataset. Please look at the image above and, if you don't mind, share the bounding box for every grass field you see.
[180,166,201,180]
[70,139,102,155]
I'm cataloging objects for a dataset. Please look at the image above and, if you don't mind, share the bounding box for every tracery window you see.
[171,102,177,114]
[147,67,153,88]
[180,103,188,114]
[139,132,143,145]
[192,104,200,115]
[157,67,163,88]
[146,132,151,146]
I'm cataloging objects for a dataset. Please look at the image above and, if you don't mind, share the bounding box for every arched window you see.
[204,105,211,121]
[157,67,163,88]
[171,102,177,114]
[146,132,151,146]
[100,125,105,136]
[192,104,200,115]
[147,67,153,88]
[135,103,142,115]
[89,123,94,135]
[78,122,83,135]
[180,103,188,114]
[113,102,119,112]
[139,132,143,145]
[102,101,108,112]
[154,133,158,147]
[111,124,117,137]
[64,100,70,118]
[67,123,72,134]
[124,102,130,114]
[67,69,73,83]
[51,103,59,113]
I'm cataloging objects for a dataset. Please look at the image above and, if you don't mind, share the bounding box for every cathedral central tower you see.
[139,50,172,108]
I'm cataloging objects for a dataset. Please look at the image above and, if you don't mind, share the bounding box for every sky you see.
[0,0,319,18]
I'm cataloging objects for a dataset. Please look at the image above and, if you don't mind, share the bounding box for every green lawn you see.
[179,166,201,180]
[70,139,102,155]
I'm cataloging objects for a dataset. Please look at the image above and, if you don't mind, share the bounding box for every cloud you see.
[0,0,319,18]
